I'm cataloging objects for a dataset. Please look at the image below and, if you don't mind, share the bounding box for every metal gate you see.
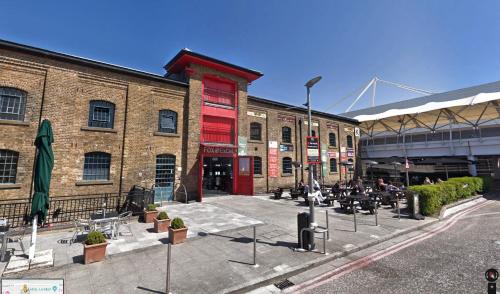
[154,154,175,202]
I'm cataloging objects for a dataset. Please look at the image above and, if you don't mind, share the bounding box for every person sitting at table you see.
[386,181,399,191]
[374,178,387,192]
[332,181,340,192]
[312,178,326,205]
[423,177,433,185]
[298,179,306,195]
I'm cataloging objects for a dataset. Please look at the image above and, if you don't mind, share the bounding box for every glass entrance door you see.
[202,157,233,195]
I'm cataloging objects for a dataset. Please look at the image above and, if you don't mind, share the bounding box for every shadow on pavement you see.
[136,286,164,293]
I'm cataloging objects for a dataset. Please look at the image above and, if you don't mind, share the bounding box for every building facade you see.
[0,40,359,202]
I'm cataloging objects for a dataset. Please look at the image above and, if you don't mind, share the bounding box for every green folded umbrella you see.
[30,119,54,223]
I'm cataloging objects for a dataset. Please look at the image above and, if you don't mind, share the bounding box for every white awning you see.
[354,92,500,122]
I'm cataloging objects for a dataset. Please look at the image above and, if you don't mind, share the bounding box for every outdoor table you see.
[90,212,119,239]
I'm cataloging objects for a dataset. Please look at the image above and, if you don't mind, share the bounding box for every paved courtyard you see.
[2,194,437,293]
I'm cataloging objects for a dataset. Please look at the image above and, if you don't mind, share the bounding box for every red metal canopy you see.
[165,49,263,82]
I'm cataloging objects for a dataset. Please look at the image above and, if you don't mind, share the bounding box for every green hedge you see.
[407,176,490,216]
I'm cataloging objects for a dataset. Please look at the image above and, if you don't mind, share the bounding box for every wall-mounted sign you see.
[247,111,267,118]
[306,136,320,164]
[340,146,346,152]
[340,152,347,162]
[328,151,338,158]
[279,144,293,152]
[268,141,278,177]
[355,127,360,137]
[304,121,319,127]
[202,146,235,154]
[347,148,354,157]
[238,136,247,156]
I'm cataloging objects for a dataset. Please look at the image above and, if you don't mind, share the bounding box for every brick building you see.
[0,39,359,202]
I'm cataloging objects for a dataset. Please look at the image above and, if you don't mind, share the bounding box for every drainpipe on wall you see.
[299,119,304,181]
[118,85,130,198]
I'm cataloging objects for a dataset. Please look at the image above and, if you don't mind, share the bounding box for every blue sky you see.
[1,1,500,114]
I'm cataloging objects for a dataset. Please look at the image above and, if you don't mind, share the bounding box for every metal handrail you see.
[174,182,189,204]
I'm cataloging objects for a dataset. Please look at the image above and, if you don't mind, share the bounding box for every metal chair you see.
[71,219,91,244]
[116,211,133,237]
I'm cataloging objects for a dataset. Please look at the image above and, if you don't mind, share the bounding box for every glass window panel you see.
[0,87,26,121]
[158,110,177,133]
[88,100,115,128]
[254,157,262,175]
[83,152,111,181]
[0,150,19,184]
[282,157,292,174]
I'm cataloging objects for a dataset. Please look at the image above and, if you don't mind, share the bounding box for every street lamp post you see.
[305,76,322,232]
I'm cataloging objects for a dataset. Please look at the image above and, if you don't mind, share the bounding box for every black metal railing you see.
[0,186,155,228]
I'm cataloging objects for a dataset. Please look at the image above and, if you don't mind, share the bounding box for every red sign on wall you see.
[268,141,278,177]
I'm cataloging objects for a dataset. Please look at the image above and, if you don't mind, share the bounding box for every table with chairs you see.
[71,210,133,244]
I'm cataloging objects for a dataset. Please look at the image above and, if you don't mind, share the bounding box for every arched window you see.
[88,100,115,128]
[155,154,176,187]
[329,133,337,147]
[83,152,111,181]
[329,158,338,173]
[158,110,177,133]
[0,87,26,121]
[254,156,262,175]
[0,149,19,184]
[282,126,292,143]
[282,157,292,175]
[347,135,353,148]
[250,122,262,141]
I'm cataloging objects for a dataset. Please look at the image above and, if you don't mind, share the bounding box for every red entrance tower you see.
[165,49,262,201]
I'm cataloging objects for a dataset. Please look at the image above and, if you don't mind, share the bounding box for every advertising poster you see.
[321,147,327,176]
[268,141,278,177]
[238,136,247,156]
[306,136,320,164]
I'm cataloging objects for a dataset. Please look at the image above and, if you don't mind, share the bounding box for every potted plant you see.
[144,203,158,223]
[83,231,107,264]
[153,211,170,233]
[169,217,188,245]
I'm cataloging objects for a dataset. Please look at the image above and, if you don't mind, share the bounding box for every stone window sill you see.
[81,126,118,133]
[328,146,337,149]
[153,132,181,138]
[281,174,293,177]
[329,172,339,175]
[253,174,264,178]
[0,120,30,127]
[75,180,113,186]
[0,184,22,190]
[248,140,263,144]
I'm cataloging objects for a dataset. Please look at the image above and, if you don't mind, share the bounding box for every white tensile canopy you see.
[343,81,500,136]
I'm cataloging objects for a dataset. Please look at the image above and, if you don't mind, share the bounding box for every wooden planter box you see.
[84,242,107,264]
[144,210,158,223]
[154,218,171,233]
[169,227,188,244]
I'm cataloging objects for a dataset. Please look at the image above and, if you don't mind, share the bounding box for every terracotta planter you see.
[154,218,171,233]
[83,242,107,264]
[169,227,188,244]
[144,210,158,223]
